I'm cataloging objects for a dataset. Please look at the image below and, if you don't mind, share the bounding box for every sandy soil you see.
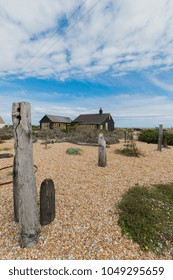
[0,139,173,260]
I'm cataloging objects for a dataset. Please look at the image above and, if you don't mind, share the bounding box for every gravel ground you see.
[0,139,173,260]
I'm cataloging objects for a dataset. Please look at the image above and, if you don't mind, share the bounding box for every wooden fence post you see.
[40,179,55,225]
[157,124,163,152]
[124,130,127,143]
[12,102,40,248]
[98,133,107,167]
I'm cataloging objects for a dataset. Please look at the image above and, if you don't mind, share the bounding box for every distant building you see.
[39,115,72,130]
[73,108,114,131]
[0,116,5,128]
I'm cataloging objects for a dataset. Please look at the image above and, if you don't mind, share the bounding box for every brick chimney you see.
[99,107,103,114]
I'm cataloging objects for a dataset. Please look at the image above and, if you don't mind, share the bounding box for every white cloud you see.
[1,90,173,128]
[0,0,173,80]
[150,76,173,92]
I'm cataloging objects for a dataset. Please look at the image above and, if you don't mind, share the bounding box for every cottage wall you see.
[40,116,68,130]
[51,123,67,129]
[101,116,114,131]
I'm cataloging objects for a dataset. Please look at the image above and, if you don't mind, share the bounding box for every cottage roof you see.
[0,116,5,124]
[73,113,110,125]
[41,115,72,124]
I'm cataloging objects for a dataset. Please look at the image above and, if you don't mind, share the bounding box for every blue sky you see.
[1,0,173,127]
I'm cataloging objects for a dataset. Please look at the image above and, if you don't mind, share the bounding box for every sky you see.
[1,0,173,128]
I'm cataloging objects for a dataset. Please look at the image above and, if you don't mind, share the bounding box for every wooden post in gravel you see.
[98,133,107,167]
[12,102,40,248]
[157,124,163,152]
[124,130,127,143]
[40,179,55,225]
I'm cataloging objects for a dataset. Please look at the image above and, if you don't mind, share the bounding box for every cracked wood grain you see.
[12,102,40,248]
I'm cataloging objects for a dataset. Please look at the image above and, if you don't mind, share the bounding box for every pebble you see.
[0,139,172,259]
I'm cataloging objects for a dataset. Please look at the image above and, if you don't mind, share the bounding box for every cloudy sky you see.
[0,0,173,127]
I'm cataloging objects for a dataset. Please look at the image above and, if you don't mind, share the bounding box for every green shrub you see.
[0,135,12,140]
[138,129,158,144]
[66,147,83,155]
[32,125,40,132]
[0,126,13,140]
[117,183,173,255]
[138,129,173,146]
[164,132,173,146]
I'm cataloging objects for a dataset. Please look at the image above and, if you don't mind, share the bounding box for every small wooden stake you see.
[40,179,55,226]
[157,124,163,152]
[98,133,107,167]
[12,102,40,248]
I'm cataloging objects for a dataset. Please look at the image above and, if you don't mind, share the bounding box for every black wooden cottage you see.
[73,108,114,131]
[40,115,72,130]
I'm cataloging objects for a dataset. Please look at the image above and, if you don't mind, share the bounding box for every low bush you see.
[32,125,40,132]
[116,147,140,157]
[138,129,158,144]
[138,129,173,146]
[35,126,120,145]
[164,132,173,146]
[66,148,83,155]
[117,183,173,255]
[0,139,5,144]
[0,126,13,140]
[66,127,119,145]
[115,142,142,157]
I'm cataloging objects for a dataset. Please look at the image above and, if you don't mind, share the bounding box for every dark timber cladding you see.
[40,114,72,129]
[73,108,114,131]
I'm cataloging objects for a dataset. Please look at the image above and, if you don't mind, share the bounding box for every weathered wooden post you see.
[124,130,127,143]
[163,138,168,148]
[40,179,55,225]
[12,102,40,248]
[98,133,107,167]
[157,124,163,152]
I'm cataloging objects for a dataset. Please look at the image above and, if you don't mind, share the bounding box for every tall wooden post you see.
[12,102,40,248]
[98,133,107,167]
[157,124,163,152]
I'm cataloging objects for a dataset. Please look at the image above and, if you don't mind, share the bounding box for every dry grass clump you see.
[34,126,121,145]
[115,141,142,157]
[0,147,11,151]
